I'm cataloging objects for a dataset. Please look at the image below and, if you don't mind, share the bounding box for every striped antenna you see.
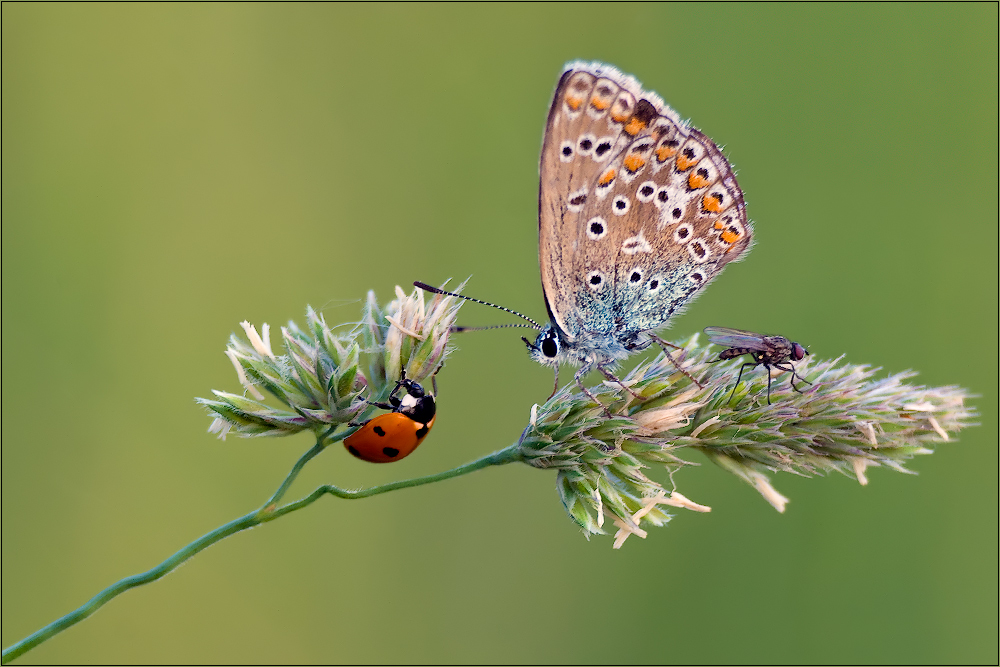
[452,323,538,332]
[414,281,541,330]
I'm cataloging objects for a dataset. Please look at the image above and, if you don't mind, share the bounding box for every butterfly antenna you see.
[452,323,538,333]
[414,282,541,330]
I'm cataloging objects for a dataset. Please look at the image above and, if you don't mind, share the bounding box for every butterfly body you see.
[527,62,753,384]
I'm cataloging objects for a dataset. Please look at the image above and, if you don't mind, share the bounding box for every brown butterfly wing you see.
[538,62,752,342]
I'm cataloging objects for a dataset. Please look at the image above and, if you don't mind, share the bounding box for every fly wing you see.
[703,326,769,351]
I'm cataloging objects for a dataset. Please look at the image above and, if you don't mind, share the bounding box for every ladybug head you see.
[395,378,436,424]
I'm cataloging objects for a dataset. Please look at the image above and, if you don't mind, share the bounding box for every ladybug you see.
[344,375,436,463]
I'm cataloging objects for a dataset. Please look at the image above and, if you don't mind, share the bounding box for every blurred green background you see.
[3,4,997,664]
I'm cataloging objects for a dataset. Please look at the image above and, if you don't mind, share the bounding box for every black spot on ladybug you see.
[348,445,360,457]
[416,424,429,438]
[382,447,400,458]
[373,425,386,437]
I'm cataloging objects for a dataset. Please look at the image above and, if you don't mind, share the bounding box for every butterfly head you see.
[522,326,563,367]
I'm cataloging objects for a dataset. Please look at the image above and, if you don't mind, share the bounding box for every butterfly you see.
[419,61,753,403]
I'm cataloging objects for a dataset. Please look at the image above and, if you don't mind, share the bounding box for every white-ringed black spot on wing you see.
[586,270,606,291]
[653,186,670,209]
[586,216,608,240]
[567,188,589,212]
[687,238,711,263]
[559,140,575,163]
[647,276,662,293]
[636,181,656,202]
[673,223,693,244]
[612,195,631,216]
[577,133,596,156]
[671,206,683,220]
[593,137,615,161]
[629,268,644,284]
[688,270,705,284]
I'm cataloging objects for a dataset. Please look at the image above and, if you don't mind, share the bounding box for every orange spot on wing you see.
[688,172,711,189]
[624,118,646,136]
[566,96,583,111]
[598,169,616,186]
[703,195,723,213]
[611,110,630,123]
[676,153,696,171]
[655,145,677,162]
[591,96,609,110]
[713,220,725,230]
[721,229,742,244]
[623,154,646,173]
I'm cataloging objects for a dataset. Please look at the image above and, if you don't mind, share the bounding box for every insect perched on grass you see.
[704,326,812,404]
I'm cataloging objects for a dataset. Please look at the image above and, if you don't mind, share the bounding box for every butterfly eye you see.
[541,334,558,358]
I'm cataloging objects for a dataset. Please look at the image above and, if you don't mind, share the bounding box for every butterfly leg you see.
[727,361,758,404]
[597,364,643,400]
[544,366,560,400]
[649,333,704,389]
[574,364,613,416]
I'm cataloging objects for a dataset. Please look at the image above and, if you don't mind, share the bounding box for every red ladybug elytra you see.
[344,375,436,463]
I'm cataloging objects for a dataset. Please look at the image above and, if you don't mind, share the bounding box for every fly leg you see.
[728,361,759,404]
[774,363,812,394]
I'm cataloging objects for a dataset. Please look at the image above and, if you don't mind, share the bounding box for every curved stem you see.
[1,443,522,664]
